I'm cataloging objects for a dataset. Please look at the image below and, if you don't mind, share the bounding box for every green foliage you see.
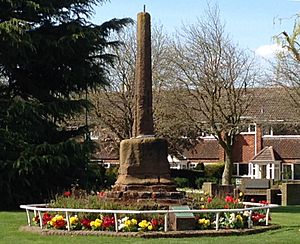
[204,162,224,179]
[104,166,118,188]
[174,177,190,188]
[0,0,131,209]
[171,169,204,188]
[195,162,205,171]
[50,193,168,220]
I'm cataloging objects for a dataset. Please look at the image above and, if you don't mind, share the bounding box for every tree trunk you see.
[222,149,233,185]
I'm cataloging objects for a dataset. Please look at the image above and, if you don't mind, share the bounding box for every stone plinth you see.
[116,137,172,185]
[108,137,185,204]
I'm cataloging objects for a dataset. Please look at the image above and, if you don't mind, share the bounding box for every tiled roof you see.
[263,137,300,159]
[250,146,280,162]
[183,139,219,160]
[245,87,299,122]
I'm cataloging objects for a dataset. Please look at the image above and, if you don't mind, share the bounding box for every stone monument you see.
[108,10,185,204]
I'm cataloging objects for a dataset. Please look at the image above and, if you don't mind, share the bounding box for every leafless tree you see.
[90,24,197,155]
[169,6,258,185]
[89,25,136,148]
[273,22,300,111]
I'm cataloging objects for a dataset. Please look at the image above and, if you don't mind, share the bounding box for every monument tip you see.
[143,4,146,12]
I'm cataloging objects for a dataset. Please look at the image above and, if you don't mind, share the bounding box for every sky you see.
[92,0,300,59]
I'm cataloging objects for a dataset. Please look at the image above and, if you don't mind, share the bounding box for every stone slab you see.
[169,205,196,231]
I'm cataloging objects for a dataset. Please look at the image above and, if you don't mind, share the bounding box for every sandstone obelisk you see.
[109,10,184,204]
[133,11,154,137]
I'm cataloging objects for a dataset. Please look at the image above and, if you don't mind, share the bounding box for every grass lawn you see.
[0,206,300,244]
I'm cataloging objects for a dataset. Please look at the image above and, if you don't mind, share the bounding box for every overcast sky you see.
[93,0,300,59]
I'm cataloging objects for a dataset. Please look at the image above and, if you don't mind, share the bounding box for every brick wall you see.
[232,134,256,163]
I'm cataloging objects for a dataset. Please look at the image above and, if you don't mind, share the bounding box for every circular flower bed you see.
[21,193,279,236]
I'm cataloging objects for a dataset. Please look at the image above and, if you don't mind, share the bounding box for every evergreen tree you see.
[0,0,131,209]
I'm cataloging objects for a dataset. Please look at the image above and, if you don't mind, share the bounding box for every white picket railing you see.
[20,202,279,232]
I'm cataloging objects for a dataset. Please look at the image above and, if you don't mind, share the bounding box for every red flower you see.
[224,204,229,209]
[63,191,71,197]
[207,197,212,203]
[97,191,106,198]
[151,218,159,227]
[102,216,115,229]
[259,200,269,205]
[55,219,66,229]
[225,195,234,203]
[81,218,91,229]
[42,213,52,225]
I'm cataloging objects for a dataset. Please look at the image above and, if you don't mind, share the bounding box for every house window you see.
[233,163,248,176]
[282,163,300,180]
[252,163,280,180]
[282,164,293,180]
[240,124,256,134]
[294,164,300,180]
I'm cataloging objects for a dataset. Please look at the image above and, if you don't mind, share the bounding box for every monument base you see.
[107,185,186,205]
[107,137,186,205]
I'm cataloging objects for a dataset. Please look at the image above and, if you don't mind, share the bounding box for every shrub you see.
[104,166,118,188]
[171,169,204,187]
[174,177,190,188]
[204,162,224,179]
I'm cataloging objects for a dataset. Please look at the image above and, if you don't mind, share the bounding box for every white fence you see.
[20,202,279,232]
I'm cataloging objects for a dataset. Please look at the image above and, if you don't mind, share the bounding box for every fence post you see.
[38,211,43,229]
[248,210,253,228]
[26,209,31,226]
[114,213,118,232]
[266,208,270,226]
[164,213,168,232]
[215,213,220,230]
[65,211,70,231]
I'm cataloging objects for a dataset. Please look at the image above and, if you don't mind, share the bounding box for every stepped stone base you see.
[107,137,186,205]
[106,185,186,205]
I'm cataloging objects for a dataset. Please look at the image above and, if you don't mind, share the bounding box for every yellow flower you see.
[131,219,137,225]
[199,218,206,224]
[124,219,131,227]
[239,192,244,197]
[138,220,150,229]
[199,218,210,228]
[200,197,204,202]
[56,215,63,221]
[90,218,102,229]
[148,224,153,231]
[204,219,210,226]
[70,215,78,225]
[236,214,243,222]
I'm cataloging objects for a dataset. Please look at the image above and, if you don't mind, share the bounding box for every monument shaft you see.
[133,12,154,137]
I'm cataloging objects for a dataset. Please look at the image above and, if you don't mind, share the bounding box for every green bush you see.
[104,166,118,188]
[204,162,224,179]
[171,169,204,188]
[195,162,205,171]
[174,177,190,188]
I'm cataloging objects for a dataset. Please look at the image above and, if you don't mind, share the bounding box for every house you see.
[91,87,300,180]
[184,124,300,181]
[183,87,300,181]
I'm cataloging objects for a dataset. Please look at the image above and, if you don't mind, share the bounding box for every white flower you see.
[121,217,129,223]
[118,223,125,231]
